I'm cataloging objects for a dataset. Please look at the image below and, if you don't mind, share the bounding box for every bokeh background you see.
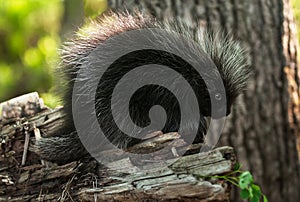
[0,0,107,107]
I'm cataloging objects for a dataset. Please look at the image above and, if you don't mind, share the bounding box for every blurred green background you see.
[293,0,300,43]
[0,0,299,108]
[0,0,106,108]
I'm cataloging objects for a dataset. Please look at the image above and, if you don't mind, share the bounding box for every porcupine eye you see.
[215,93,222,101]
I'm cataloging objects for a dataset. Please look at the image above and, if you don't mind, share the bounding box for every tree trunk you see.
[107,0,300,201]
[60,0,84,40]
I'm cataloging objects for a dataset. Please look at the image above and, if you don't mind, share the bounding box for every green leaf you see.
[239,171,253,189]
[249,186,253,198]
[263,195,268,202]
[251,184,262,199]
[250,195,260,202]
[240,189,249,199]
[235,169,267,202]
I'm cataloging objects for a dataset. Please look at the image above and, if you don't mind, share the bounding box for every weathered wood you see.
[0,92,46,121]
[0,147,234,202]
[77,146,233,201]
[0,93,236,201]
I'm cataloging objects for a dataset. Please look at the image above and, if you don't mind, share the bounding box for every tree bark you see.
[60,0,84,41]
[107,0,300,201]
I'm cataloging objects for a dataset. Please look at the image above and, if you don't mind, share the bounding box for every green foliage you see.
[0,0,108,107]
[239,171,264,202]
[202,163,268,202]
[0,0,63,105]
[84,0,107,18]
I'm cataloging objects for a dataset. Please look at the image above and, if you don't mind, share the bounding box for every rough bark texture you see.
[107,0,300,201]
[0,93,235,201]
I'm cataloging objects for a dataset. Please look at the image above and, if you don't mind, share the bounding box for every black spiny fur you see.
[34,10,251,164]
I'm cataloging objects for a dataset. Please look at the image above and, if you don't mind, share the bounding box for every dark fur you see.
[34,10,251,164]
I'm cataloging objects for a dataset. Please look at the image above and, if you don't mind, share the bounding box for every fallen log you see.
[0,93,236,201]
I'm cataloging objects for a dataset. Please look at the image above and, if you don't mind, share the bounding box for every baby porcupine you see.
[34,10,251,164]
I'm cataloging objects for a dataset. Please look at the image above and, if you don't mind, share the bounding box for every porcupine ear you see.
[195,30,252,98]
